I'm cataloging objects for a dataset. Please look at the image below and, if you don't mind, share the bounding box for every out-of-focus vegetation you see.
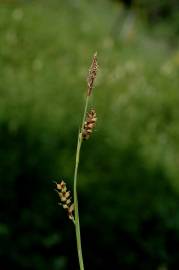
[1,0,179,269]
[113,0,179,40]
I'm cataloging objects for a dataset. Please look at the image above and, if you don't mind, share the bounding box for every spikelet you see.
[87,52,98,96]
[82,109,97,140]
[55,180,74,222]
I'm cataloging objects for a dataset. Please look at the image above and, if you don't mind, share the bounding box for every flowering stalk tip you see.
[87,52,98,96]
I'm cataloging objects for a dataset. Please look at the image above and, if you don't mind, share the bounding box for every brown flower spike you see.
[55,180,74,221]
[87,52,98,96]
[82,109,97,140]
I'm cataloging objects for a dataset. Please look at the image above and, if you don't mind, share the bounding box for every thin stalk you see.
[73,95,89,270]
[81,95,89,133]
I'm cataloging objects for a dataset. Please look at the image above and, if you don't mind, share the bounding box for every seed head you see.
[55,180,74,222]
[87,52,98,96]
[82,109,97,140]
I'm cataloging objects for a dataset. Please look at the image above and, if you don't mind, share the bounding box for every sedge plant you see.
[55,53,98,270]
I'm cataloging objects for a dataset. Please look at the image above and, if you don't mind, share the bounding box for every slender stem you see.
[81,95,89,133]
[73,95,89,270]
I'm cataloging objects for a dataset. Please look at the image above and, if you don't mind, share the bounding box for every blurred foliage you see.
[0,0,179,269]
[137,0,179,20]
[113,0,179,39]
[113,0,179,19]
[137,0,179,40]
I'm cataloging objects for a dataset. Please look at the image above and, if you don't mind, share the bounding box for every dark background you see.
[1,0,179,269]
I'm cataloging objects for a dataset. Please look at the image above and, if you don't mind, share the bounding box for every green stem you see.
[73,95,89,270]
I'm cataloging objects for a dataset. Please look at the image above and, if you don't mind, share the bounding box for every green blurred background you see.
[1,0,179,269]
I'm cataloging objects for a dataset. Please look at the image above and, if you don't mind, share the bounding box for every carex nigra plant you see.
[55,53,98,270]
